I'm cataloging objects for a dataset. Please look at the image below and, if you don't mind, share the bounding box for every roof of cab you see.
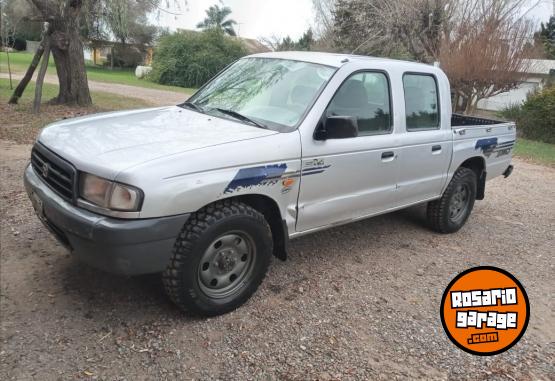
[247,51,436,71]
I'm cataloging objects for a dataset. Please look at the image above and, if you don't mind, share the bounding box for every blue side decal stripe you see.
[224,164,287,194]
[475,138,498,150]
[223,162,333,194]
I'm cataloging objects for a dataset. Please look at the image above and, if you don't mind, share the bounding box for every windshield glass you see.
[188,57,336,131]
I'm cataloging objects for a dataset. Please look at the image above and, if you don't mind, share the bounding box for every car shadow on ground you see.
[53,205,432,318]
[55,259,184,317]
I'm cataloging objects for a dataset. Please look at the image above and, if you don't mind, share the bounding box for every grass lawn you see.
[514,138,555,167]
[0,51,196,94]
[0,78,153,144]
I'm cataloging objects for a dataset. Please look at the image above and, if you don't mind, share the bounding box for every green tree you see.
[7,0,178,106]
[276,29,314,51]
[539,16,555,59]
[197,1,237,36]
[296,29,314,51]
[277,36,295,51]
[104,0,160,44]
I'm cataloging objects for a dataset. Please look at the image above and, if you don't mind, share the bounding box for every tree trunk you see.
[18,0,92,106]
[33,41,51,114]
[49,2,91,106]
[452,93,459,112]
[6,51,13,89]
[471,97,482,115]
[8,38,45,104]
[464,94,476,115]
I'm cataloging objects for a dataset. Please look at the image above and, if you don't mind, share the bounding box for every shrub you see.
[149,29,247,88]
[4,36,27,51]
[510,86,555,144]
[497,103,522,122]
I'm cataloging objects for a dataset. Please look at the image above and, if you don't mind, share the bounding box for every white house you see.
[478,59,555,111]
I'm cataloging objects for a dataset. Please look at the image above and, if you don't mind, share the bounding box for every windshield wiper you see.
[179,101,204,113]
[214,108,267,129]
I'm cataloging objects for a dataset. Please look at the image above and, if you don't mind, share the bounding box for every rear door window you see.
[403,74,440,130]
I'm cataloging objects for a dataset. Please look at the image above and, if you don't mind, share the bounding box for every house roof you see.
[232,37,270,54]
[525,59,555,75]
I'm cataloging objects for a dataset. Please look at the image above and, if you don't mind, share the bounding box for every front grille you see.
[31,143,77,201]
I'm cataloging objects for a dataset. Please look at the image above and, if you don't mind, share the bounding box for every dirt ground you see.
[1,139,554,380]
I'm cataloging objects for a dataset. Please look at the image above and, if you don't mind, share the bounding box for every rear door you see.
[396,73,452,205]
[295,70,400,232]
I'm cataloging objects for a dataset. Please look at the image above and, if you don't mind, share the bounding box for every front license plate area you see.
[30,192,45,220]
[29,192,71,248]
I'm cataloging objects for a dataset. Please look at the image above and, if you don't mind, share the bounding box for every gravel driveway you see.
[1,140,553,380]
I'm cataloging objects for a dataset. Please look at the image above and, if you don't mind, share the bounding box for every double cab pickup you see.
[24,52,515,315]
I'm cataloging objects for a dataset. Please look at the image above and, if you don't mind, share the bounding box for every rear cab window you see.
[403,73,440,131]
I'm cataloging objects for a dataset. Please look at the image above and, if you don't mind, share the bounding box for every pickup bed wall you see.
[451,114,505,127]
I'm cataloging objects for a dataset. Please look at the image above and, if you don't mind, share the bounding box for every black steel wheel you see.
[448,183,471,224]
[427,167,477,233]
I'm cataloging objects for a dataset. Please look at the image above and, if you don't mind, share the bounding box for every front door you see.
[296,71,400,232]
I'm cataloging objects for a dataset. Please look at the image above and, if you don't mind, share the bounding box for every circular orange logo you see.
[440,266,529,356]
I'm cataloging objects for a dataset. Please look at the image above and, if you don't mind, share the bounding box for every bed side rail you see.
[451,113,506,127]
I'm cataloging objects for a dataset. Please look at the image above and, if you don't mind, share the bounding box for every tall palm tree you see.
[197,2,238,36]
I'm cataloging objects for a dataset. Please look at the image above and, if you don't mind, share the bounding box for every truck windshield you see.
[187,57,336,131]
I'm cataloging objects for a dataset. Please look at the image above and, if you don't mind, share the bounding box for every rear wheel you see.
[162,200,272,316]
[427,167,477,233]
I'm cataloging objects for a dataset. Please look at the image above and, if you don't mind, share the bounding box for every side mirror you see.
[315,116,358,140]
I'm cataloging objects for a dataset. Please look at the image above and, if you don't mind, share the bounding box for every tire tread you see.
[162,199,271,315]
[427,167,476,234]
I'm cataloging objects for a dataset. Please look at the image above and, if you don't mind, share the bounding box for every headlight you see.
[80,173,142,211]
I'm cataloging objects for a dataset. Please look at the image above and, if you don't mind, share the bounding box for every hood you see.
[38,106,277,179]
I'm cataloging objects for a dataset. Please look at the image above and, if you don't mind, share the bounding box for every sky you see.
[154,0,554,41]
[155,0,314,40]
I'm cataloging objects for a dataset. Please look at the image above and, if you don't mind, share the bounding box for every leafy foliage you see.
[4,37,27,51]
[149,29,247,88]
[499,86,555,144]
[539,16,555,59]
[196,1,237,36]
[82,0,162,44]
[276,29,315,51]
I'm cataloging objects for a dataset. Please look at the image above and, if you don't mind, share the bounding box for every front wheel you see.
[427,167,477,234]
[162,200,273,316]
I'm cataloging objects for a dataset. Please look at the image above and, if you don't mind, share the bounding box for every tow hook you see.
[503,165,514,178]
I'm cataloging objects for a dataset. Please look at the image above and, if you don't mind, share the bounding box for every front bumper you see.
[24,164,190,275]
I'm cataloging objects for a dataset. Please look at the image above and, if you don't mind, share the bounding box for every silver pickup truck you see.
[24,52,515,315]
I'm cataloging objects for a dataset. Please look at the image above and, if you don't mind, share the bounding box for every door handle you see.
[432,145,442,152]
[381,151,395,161]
